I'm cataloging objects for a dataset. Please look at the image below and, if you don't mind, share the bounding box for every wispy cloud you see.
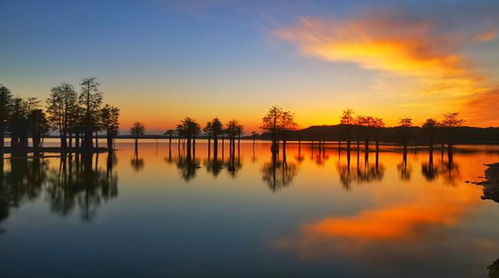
[275,9,499,125]
[473,30,497,42]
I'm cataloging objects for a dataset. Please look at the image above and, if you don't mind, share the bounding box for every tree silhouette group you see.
[0,79,120,156]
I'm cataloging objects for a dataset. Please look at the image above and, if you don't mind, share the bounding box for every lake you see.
[1,140,499,277]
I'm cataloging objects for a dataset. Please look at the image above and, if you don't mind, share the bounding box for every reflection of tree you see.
[176,156,200,182]
[336,151,384,190]
[261,150,298,192]
[225,151,242,178]
[419,150,461,184]
[0,156,48,232]
[45,153,118,221]
[130,149,144,172]
[397,151,411,181]
[421,151,439,181]
[204,158,224,177]
[439,154,460,185]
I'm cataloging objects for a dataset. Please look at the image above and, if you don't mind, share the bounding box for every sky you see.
[1,0,499,133]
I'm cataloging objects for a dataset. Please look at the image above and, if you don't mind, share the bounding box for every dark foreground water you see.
[1,140,499,277]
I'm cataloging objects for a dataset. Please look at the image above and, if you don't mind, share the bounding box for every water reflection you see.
[131,147,145,172]
[261,148,298,192]
[421,150,461,185]
[336,150,385,190]
[0,152,118,230]
[1,141,499,276]
[0,156,48,232]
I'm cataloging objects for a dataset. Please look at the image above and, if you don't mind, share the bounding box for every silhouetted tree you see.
[440,112,464,152]
[203,121,213,157]
[225,120,243,168]
[0,85,12,152]
[356,115,376,153]
[130,122,145,152]
[28,109,49,154]
[209,118,223,157]
[340,109,355,151]
[164,129,174,155]
[47,83,78,150]
[261,106,283,153]
[8,98,30,155]
[373,118,384,153]
[399,117,413,154]
[422,118,438,153]
[280,111,297,154]
[178,117,201,159]
[100,104,120,151]
[79,78,103,152]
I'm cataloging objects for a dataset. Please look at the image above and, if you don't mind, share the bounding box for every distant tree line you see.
[254,109,475,147]
[0,78,120,156]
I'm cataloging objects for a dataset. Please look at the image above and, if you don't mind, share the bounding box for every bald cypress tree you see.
[79,78,103,152]
[0,85,12,152]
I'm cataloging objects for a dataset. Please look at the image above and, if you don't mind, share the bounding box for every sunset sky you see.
[2,0,499,133]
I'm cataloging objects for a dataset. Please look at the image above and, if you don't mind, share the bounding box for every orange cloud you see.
[275,12,498,126]
[465,87,499,126]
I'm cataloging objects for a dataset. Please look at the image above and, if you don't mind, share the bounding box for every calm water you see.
[1,140,499,277]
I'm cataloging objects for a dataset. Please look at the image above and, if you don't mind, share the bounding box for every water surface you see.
[1,141,499,277]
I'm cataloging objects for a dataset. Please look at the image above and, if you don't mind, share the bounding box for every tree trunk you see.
[213,134,218,157]
[60,133,68,150]
[0,125,4,152]
[107,136,113,151]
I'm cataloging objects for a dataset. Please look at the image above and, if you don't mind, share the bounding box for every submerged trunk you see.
[0,126,4,152]
[107,136,113,151]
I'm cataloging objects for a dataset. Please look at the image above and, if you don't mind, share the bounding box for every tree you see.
[0,85,12,152]
[399,117,413,127]
[399,117,413,154]
[28,109,49,153]
[225,120,242,158]
[422,118,438,152]
[46,83,78,149]
[340,109,355,151]
[204,121,213,156]
[373,118,385,153]
[261,106,296,153]
[164,129,175,152]
[356,115,375,152]
[261,106,283,152]
[100,104,120,151]
[8,98,30,155]
[440,112,464,154]
[79,78,103,151]
[130,122,145,151]
[208,118,223,156]
[178,117,201,158]
[280,111,297,152]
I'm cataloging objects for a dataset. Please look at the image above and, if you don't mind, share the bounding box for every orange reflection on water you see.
[304,184,479,240]
[274,145,492,259]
